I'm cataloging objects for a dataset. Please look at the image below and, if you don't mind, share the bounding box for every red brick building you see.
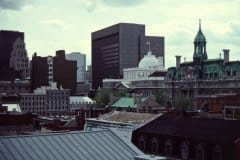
[196,93,240,112]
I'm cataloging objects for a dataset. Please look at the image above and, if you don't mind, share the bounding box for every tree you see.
[94,89,110,107]
[155,92,167,106]
[172,95,192,114]
[113,90,127,97]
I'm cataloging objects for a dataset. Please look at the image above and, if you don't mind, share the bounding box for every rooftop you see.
[0,129,143,160]
[101,111,160,124]
[134,114,240,144]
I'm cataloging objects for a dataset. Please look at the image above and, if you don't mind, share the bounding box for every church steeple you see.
[193,19,207,63]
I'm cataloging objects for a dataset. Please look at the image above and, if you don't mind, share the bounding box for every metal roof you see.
[0,129,143,160]
[111,97,136,108]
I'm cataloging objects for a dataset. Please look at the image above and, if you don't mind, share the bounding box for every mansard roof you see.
[133,114,240,144]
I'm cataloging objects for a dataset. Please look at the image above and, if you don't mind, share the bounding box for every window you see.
[138,135,145,151]
[196,144,204,160]
[181,141,189,160]
[213,145,222,160]
[164,139,172,156]
[151,138,158,153]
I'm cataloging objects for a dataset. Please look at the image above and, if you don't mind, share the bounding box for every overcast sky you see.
[1,0,239,68]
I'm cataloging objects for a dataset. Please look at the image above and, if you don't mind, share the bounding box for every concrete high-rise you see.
[66,52,86,83]
[91,23,164,90]
[0,30,29,80]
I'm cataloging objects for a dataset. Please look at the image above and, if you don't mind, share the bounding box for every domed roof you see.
[138,51,160,69]
[194,30,206,42]
[194,20,206,42]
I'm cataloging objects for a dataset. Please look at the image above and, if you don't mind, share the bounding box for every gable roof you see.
[0,130,142,160]
[133,114,240,144]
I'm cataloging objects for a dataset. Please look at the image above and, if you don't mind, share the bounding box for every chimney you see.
[56,50,65,59]
[223,49,230,63]
[175,55,181,68]
[76,108,85,129]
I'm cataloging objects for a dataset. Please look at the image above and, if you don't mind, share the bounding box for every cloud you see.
[80,0,98,13]
[0,0,32,10]
[101,0,147,7]
[78,0,147,13]
[229,21,240,37]
[40,19,71,31]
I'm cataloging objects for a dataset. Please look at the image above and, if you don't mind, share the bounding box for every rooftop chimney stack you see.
[176,55,181,68]
[223,49,230,63]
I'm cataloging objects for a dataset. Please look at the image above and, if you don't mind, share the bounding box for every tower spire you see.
[199,19,201,31]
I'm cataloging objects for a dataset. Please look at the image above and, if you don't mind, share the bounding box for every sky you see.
[1,0,240,68]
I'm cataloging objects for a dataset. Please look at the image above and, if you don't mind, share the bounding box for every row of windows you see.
[47,97,67,100]
[22,106,69,111]
[21,101,46,106]
[21,96,45,100]
[47,92,69,95]
[138,136,222,160]
[21,100,68,106]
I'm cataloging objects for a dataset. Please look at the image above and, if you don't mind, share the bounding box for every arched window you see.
[164,139,172,156]
[151,137,158,153]
[213,145,222,160]
[138,135,145,151]
[196,144,205,160]
[181,141,189,160]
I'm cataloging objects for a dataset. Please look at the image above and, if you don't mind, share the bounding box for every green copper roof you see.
[111,97,136,108]
[194,20,206,42]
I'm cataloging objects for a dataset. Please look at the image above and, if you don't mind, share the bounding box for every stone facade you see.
[164,21,240,109]
[20,83,70,116]
[9,37,30,79]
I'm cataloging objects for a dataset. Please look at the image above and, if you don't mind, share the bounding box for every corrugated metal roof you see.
[0,129,142,160]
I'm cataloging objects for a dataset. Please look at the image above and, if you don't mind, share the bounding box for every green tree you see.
[172,95,192,113]
[113,90,127,97]
[155,92,167,106]
[94,89,110,107]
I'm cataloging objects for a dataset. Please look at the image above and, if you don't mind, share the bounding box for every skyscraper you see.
[91,23,164,90]
[66,52,86,83]
[0,30,29,80]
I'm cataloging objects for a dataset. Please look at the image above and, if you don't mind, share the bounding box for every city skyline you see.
[1,0,239,68]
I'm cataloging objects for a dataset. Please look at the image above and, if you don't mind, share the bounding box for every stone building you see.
[132,113,240,160]
[20,82,70,116]
[103,45,166,96]
[165,20,240,109]
[0,30,30,80]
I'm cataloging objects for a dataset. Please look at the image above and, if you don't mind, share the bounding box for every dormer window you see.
[181,141,189,160]
[196,144,205,160]
[138,135,145,151]
[213,145,222,160]
[151,138,158,153]
[164,139,172,156]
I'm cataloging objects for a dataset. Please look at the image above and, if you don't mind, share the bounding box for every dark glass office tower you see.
[91,23,164,90]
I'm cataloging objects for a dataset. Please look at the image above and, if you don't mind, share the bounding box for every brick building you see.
[132,114,240,160]
[31,50,77,95]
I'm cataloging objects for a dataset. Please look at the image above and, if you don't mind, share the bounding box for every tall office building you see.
[91,23,164,89]
[31,50,77,95]
[0,30,29,80]
[66,52,86,83]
